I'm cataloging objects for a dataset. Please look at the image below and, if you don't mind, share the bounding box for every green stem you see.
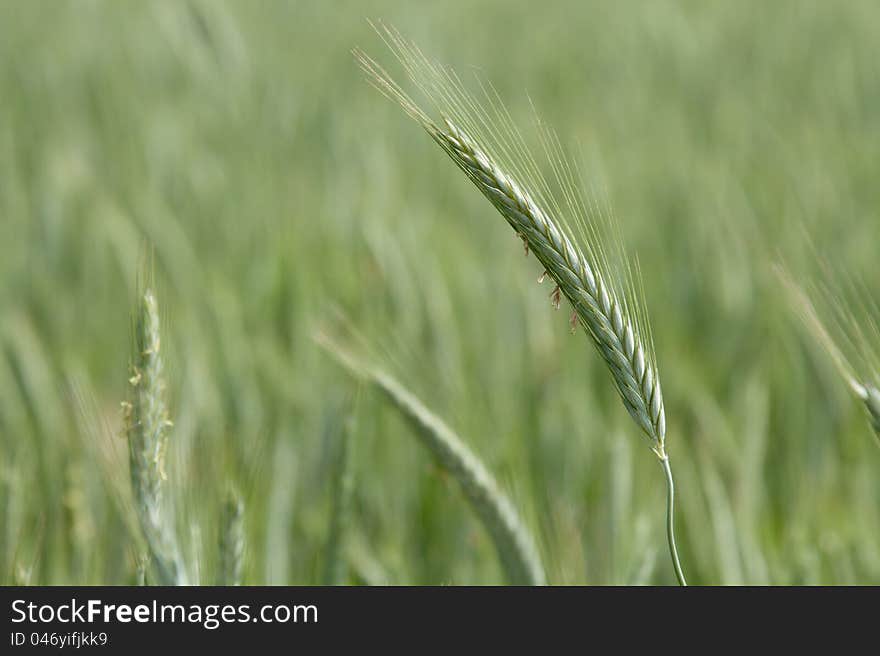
[661,455,687,586]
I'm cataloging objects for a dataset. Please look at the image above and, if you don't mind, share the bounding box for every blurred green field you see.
[1,0,879,585]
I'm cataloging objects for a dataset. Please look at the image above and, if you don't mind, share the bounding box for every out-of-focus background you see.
[1,0,879,585]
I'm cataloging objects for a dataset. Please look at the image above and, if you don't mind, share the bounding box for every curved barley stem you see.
[661,455,687,586]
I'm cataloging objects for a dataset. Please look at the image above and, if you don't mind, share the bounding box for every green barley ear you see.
[355,24,686,584]
[322,408,356,585]
[126,286,185,585]
[317,333,545,586]
[218,487,245,586]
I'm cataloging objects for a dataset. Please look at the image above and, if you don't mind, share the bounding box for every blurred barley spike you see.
[778,267,880,443]
[317,333,546,586]
[355,23,686,584]
[322,410,356,585]
[219,488,245,586]
[126,287,186,585]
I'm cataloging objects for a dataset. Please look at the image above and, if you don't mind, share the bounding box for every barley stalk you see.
[322,412,355,585]
[125,288,185,585]
[317,334,546,586]
[355,25,687,584]
[218,488,245,586]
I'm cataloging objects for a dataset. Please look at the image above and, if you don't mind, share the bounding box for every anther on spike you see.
[550,285,561,310]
